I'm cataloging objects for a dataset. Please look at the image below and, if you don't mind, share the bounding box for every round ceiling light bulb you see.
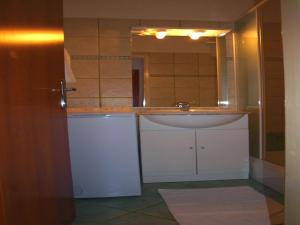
[189,32,204,40]
[155,31,167,39]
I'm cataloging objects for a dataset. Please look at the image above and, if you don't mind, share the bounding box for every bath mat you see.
[159,186,283,225]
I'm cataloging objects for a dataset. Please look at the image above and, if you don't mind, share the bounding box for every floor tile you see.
[103,213,179,225]
[72,179,284,225]
[93,196,163,212]
[73,204,127,224]
[137,202,175,220]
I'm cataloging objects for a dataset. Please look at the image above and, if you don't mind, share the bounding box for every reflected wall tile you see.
[99,60,132,77]
[199,77,217,88]
[149,98,175,107]
[174,53,198,64]
[174,63,198,75]
[150,77,174,88]
[175,77,199,88]
[198,63,217,75]
[149,87,174,99]
[149,53,173,64]
[149,63,173,75]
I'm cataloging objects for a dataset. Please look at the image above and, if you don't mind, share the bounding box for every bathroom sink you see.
[143,114,244,128]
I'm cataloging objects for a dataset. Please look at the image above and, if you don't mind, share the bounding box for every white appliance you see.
[67,113,141,198]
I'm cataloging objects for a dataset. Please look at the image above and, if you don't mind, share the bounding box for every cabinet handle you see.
[200,146,205,150]
[189,146,194,150]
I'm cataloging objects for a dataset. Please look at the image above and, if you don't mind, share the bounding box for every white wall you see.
[63,0,254,22]
[281,0,300,224]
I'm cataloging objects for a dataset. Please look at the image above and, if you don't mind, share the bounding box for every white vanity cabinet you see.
[196,129,249,180]
[139,114,249,183]
[141,130,196,179]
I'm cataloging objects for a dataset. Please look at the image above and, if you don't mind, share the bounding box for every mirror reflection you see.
[131,28,234,108]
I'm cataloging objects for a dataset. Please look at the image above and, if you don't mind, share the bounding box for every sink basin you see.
[143,114,244,128]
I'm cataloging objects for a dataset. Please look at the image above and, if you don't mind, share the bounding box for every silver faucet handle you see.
[176,102,190,111]
[176,102,190,107]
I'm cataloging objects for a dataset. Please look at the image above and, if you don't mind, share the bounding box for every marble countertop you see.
[67,107,247,115]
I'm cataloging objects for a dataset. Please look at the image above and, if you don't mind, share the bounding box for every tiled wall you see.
[64,18,138,107]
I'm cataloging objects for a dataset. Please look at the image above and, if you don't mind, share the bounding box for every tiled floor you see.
[72,179,284,225]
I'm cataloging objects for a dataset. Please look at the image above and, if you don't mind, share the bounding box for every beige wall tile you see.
[99,19,139,37]
[149,98,175,107]
[99,37,131,56]
[199,88,217,106]
[199,63,217,75]
[175,88,199,98]
[64,18,98,37]
[64,37,99,55]
[175,77,199,88]
[149,53,173,63]
[100,78,132,97]
[149,87,174,98]
[99,60,132,77]
[71,60,99,78]
[198,53,216,65]
[101,97,132,107]
[150,77,174,88]
[149,63,173,75]
[174,53,198,64]
[174,63,198,75]
[67,78,99,98]
[175,88,199,106]
[67,98,100,108]
[199,77,217,88]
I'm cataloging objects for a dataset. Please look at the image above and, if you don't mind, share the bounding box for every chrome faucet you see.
[176,102,190,111]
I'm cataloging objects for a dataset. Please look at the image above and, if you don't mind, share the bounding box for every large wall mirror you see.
[131,28,236,108]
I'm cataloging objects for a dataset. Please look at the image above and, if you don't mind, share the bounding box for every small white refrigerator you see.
[67,113,141,198]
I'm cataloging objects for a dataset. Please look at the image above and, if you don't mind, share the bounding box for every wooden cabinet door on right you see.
[196,129,249,176]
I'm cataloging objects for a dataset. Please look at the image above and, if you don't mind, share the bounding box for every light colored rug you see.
[159,186,284,225]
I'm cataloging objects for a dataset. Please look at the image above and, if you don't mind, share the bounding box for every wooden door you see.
[0,1,75,225]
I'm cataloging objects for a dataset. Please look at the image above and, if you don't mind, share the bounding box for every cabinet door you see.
[196,129,249,173]
[140,130,196,178]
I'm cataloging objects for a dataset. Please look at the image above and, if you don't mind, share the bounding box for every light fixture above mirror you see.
[132,27,230,40]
